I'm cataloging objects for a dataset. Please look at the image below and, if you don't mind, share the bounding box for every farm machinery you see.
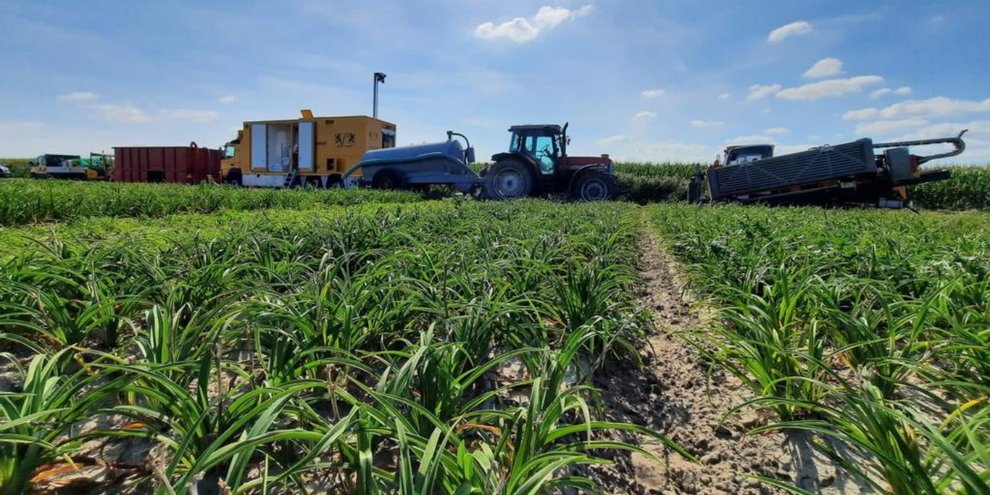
[688,131,967,208]
[30,153,113,180]
[343,123,618,201]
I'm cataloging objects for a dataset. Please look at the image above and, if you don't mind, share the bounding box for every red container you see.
[113,144,222,184]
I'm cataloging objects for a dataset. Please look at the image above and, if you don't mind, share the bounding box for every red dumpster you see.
[113,143,222,184]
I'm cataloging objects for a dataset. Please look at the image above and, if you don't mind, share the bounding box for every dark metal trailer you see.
[113,144,222,184]
[692,131,966,208]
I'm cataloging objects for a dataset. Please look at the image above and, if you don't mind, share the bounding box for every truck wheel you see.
[571,170,617,201]
[325,175,344,189]
[484,160,533,200]
[371,170,405,190]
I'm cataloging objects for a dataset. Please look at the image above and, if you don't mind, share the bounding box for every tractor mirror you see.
[465,147,476,164]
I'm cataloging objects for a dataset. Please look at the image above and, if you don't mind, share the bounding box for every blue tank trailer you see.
[342,132,481,193]
[343,123,619,201]
[688,131,967,208]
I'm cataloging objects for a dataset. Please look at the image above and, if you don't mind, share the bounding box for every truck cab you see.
[718,144,774,166]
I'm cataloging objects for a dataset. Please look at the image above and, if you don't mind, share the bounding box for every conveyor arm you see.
[873,130,968,165]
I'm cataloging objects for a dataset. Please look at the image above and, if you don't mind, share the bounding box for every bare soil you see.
[592,229,870,494]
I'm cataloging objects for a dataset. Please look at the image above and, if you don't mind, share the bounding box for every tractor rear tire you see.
[571,170,618,201]
[371,170,405,190]
[483,160,534,200]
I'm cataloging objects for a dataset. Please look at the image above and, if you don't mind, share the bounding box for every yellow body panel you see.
[220,114,396,179]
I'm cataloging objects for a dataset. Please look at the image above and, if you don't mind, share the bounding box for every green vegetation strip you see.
[650,203,990,493]
[0,200,680,493]
[0,179,422,226]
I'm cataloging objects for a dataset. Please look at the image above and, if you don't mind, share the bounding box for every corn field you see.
[652,204,990,494]
[0,198,683,494]
[1,180,989,494]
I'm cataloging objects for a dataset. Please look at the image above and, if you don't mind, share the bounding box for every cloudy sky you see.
[2,0,988,163]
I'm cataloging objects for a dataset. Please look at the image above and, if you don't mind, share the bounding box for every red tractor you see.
[482,123,618,201]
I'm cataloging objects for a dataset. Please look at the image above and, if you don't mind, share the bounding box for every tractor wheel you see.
[371,170,405,190]
[483,160,534,200]
[571,170,618,201]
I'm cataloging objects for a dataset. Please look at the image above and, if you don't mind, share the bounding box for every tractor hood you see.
[566,155,613,167]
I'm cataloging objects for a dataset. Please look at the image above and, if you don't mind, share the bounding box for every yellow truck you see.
[220,110,396,188]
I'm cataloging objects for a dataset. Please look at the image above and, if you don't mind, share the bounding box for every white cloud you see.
[765,127,790,135]
[597,139,713,162]
[641,88,666,99]
[870,88,891,99]
[94,104,151,124]
[844,97,990,121]
[596,135,629,146]
[160,108,219,123]
[844,108,879,120]
[632,111,658,120]
[803,57,843,78]
[871,86,912,99]
[776,75,884,101]
[718,92,731,100]
[768,21,813,43]
[218,95,237,104]
[853,119,929,136]
[727,135,774,145]
[475,5,592,43]
[58,91,99,102]
[892,120,990,139]
[747,83,781,100]
[690,119,725,129]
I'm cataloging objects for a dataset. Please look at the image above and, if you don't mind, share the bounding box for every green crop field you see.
[1,180,989,494]
[651,204,990,493]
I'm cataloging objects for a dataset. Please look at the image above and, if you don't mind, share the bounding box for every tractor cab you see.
[507,124,567,176]
[485,123,618,201]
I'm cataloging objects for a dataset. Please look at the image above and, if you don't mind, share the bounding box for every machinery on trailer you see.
[30,153,112,180]
[344,123,618,201]
[220,109,396,188]
[689,131,967,208]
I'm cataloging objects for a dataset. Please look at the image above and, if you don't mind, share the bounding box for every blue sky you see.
[2,0,989,163]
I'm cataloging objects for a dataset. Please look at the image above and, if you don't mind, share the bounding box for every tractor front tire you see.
[571,170,618,201]
[483,160,534,200]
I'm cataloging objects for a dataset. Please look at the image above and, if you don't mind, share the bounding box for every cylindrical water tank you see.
[361,140,464,163]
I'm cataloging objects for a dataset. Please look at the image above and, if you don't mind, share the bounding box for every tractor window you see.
[531,135,556,174]
[509,133,523,152]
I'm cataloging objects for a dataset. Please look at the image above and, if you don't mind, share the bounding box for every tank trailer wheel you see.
[371,170,405,190]
[571,170,618,201]
[483,160,534,200]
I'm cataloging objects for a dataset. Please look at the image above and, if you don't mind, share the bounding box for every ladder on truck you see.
[283,172,296,188]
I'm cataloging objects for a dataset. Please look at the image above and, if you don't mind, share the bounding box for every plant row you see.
[0,201,676,494]
[0,179,422,226]
[650,204,990,494]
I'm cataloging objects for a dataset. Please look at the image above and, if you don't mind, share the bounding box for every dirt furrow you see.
[595,227,866,494]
